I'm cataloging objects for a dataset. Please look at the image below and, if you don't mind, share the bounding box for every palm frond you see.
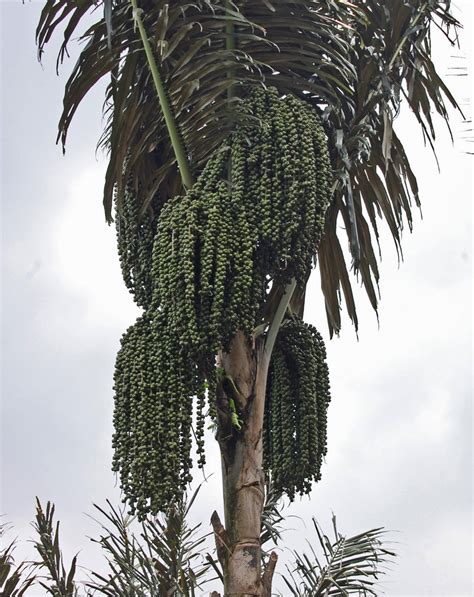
[0,522,36,597]
[37,0,263,220]
[36,0,462,334]
[282,515,396,596]
[37,0,359,222]
[317,0,462,335]
[31,499,79,596]
[87,485,212,596]
[260,481,286,551]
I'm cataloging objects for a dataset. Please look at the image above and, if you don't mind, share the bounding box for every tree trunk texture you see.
[212,331,277,596]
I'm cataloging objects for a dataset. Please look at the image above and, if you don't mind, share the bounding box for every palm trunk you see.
[211,281,296,595]
[211,332,277,597]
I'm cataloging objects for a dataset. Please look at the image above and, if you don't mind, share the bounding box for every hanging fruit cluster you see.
[115,178,161,310]
[152,147,261,357]
[112,86,333,517]
[264,317,331,500]
[240,86,332,286]
[111,313,210,517]
[152,86,332,355]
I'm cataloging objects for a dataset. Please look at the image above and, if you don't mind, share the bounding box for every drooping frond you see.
[316,0,462,335]
[36,0,462,334]
[37,0,263,219]
[36,0,357,222]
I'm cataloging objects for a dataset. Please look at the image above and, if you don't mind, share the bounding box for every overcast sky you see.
[1,1,472,595]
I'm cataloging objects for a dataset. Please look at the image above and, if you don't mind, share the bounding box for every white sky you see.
[1,1,472,595]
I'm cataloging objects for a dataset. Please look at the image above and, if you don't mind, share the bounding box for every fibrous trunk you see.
[212,332,277,596]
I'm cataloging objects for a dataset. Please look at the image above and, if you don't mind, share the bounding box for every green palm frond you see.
[87,486,212,596]
[0,522,36,597]
[32,499,79,597]
[260,481,286,551]
[282,515,396,596]
[36,0,462,334]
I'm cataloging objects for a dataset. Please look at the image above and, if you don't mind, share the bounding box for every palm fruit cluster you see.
[152,86,332,356]
[112,312,210,517]
[263,317,331,500]
[115,178,161,309]
[152,146,263,357]
[239,86,332,286]
[111,86,333,517]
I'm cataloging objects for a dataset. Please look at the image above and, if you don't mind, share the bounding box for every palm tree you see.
[36,1,462,594]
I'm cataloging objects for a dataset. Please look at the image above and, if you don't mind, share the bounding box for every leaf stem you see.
[264,278,297,359]
[130,0,194,189]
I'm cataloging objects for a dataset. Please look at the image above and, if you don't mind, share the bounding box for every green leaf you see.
[283,515,396,596]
